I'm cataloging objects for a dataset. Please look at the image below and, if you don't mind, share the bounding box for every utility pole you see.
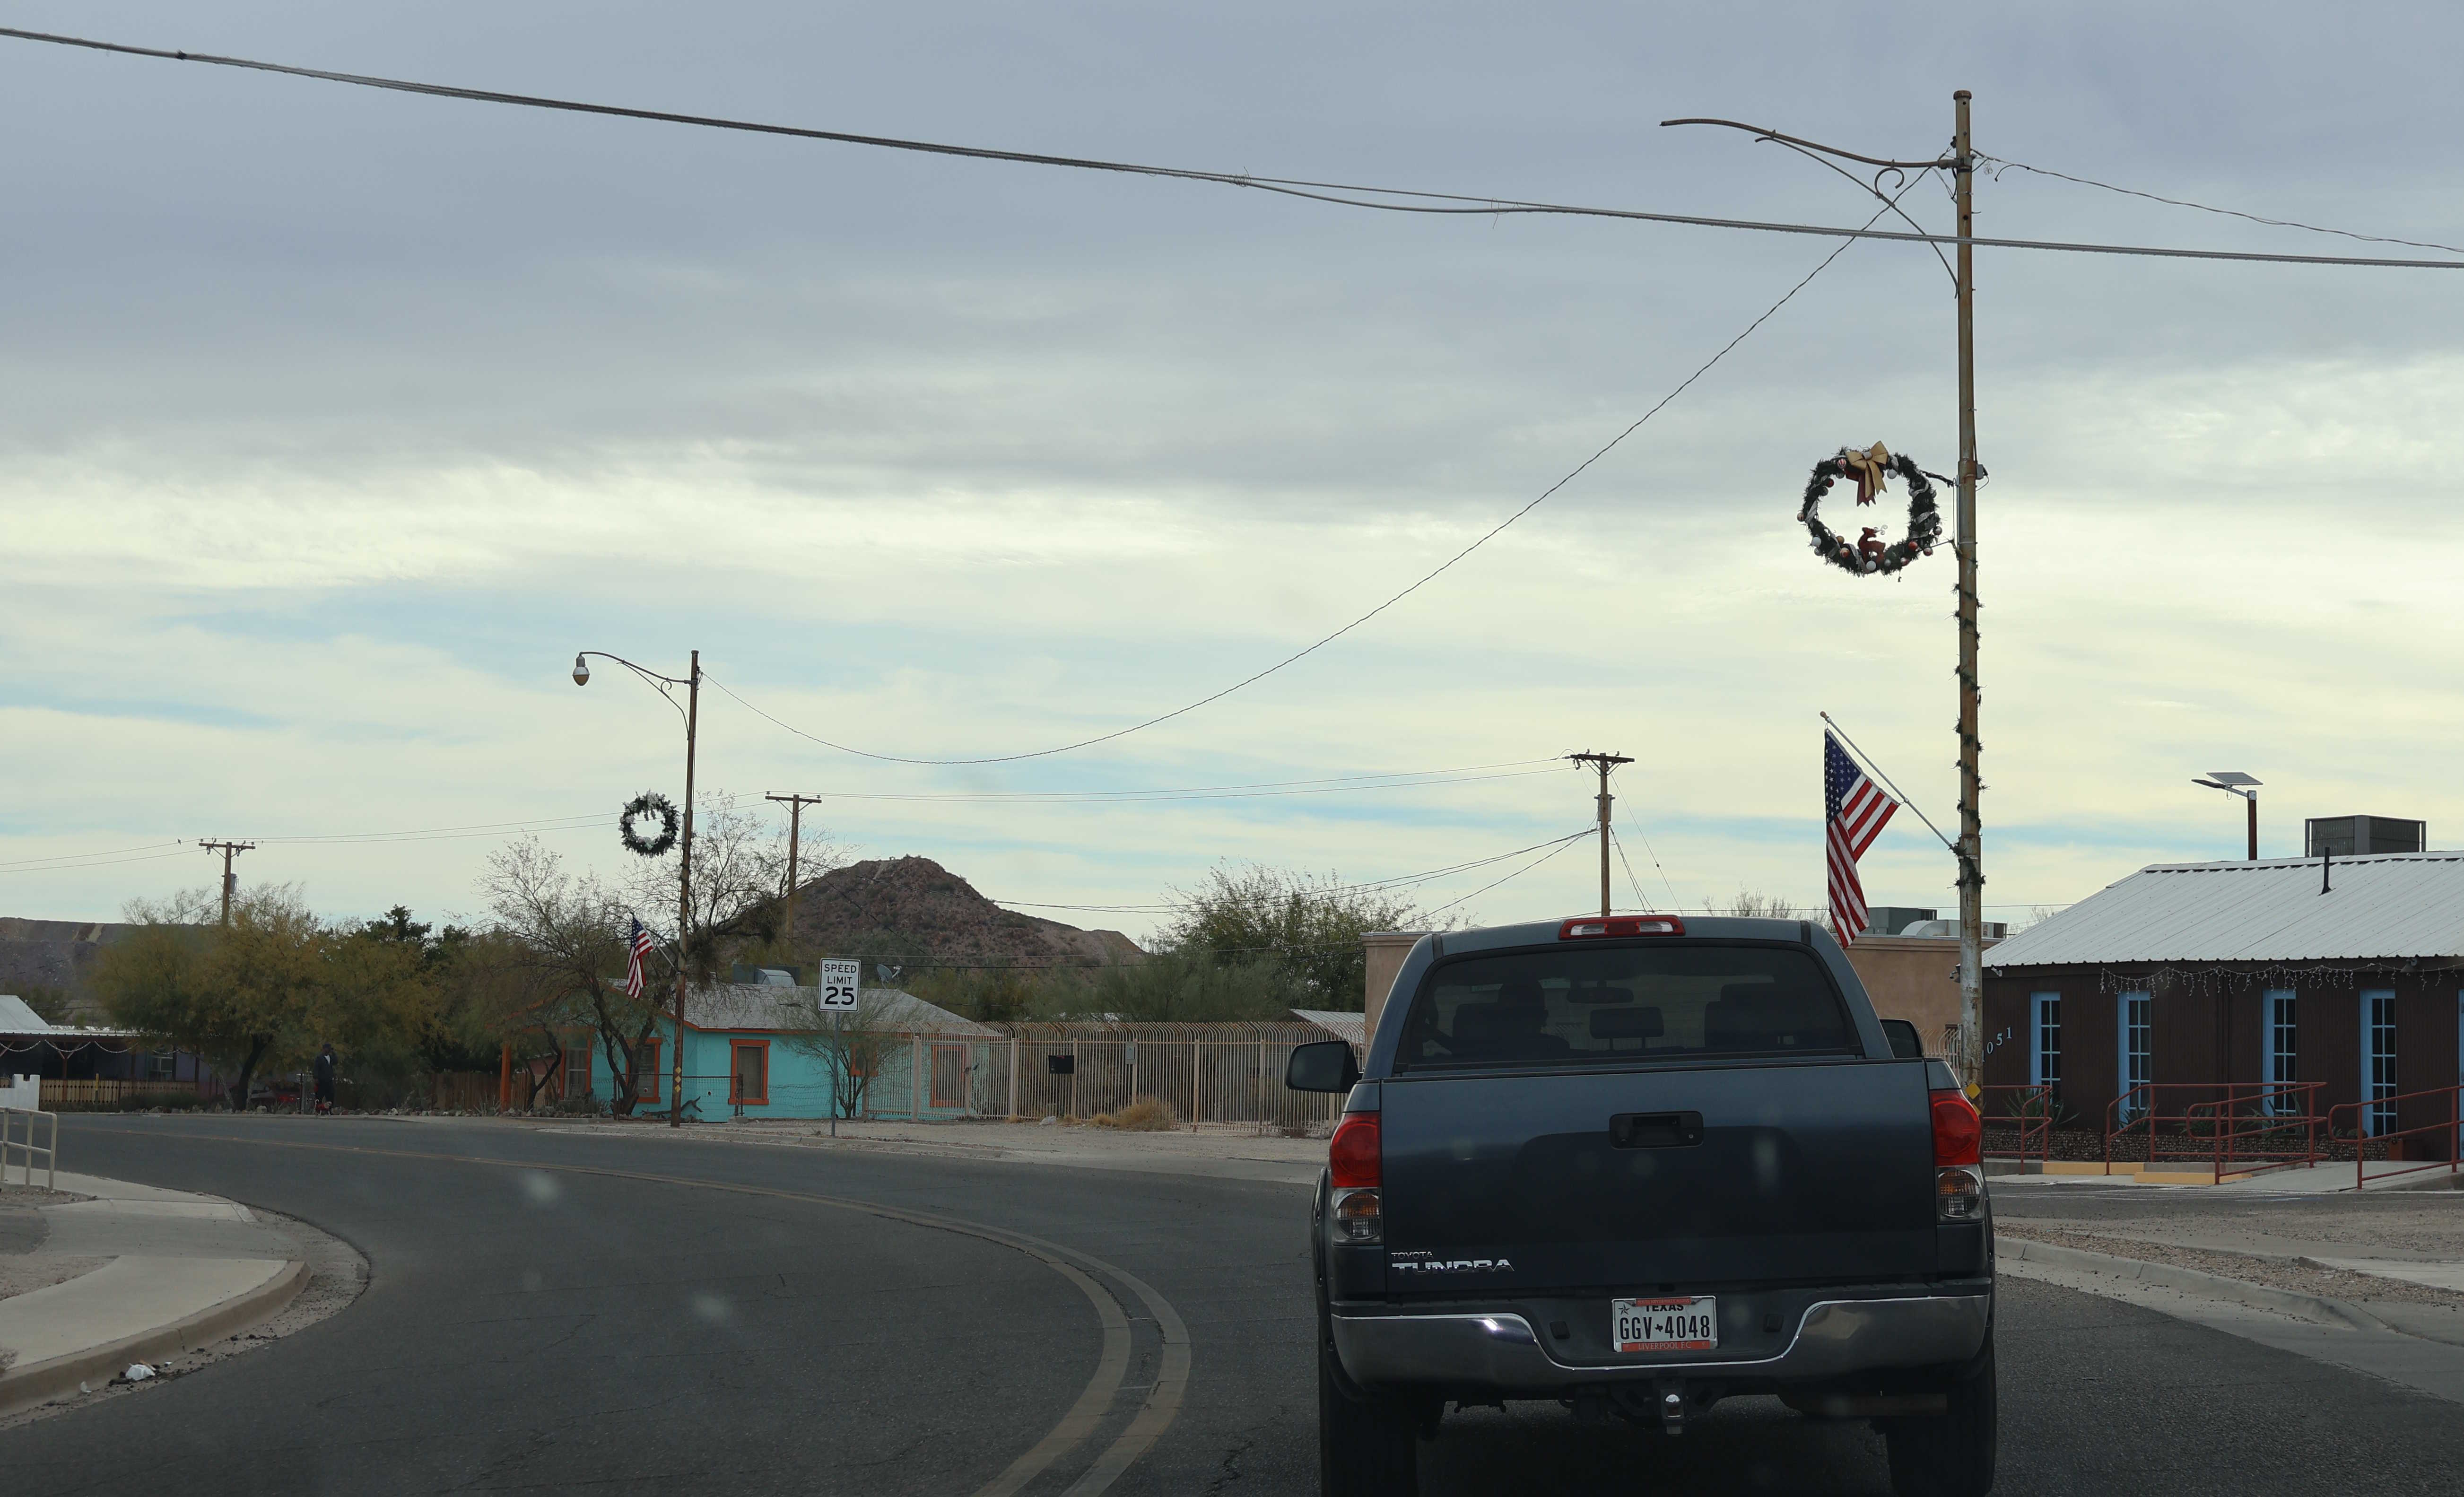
[675,650,700,1130]
[197,841,255,926]
[764,793,825,957]
[1566,753,1634,917]
[1951,90,1986,1094]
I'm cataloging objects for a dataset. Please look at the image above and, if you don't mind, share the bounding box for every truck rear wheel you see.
[1318,1337,1418,1497]
[1883,1337,1996,1497]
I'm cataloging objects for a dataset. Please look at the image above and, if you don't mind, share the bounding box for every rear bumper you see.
[1331,1291,1989,1395]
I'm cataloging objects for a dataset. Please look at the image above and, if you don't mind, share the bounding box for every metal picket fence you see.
[823,1024,1349,1131]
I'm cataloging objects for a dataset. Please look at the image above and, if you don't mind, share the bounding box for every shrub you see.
[1091,1096,1180,1131]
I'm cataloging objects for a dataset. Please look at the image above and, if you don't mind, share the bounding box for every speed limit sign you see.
[818,958,861,1010]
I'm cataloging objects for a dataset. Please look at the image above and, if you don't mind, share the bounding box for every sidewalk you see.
[0,1173,306,1417]
[533,1114,1331,1184]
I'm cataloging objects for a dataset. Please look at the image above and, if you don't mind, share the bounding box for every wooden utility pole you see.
[673,650,701,1129]
[1566,753,1635,917]
[764,793,825,953]
[1951,90,1985,1093]
[197,841,255,926]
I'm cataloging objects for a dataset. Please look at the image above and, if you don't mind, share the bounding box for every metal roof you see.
[1983,852,2464,969]
[1290,1009,1367,1046]
[682,985,997,1036]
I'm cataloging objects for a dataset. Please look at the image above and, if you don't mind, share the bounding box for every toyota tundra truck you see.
[1285,913,1993,1497]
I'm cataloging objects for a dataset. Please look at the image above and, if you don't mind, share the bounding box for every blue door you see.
[2361,990,2397,1137]
[2118,992,2151,1122]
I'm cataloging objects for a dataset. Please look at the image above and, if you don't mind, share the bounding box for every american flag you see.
[1825,731,1899,945]
[625,917,654,999]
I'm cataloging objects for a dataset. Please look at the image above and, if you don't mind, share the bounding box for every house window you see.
[2362,990,2397,1136]
[145,1051,177,1081]
[730,1040,769,1106]
[2264,990,2298,1114]
[563,1044,592,1100]
[2118,992,2152,1121]
[634,1038,663,1101]
[2030,993,2061,1088]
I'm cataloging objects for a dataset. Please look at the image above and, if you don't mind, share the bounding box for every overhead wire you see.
[1422,830,1593,918]
[7,29,2462,269]
[0,841,183,869]
[1976,153,2464,259]
[705,181,1922,764]
[990,827,1606,913]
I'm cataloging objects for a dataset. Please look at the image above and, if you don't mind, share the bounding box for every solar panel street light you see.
[2190,773,2261,860]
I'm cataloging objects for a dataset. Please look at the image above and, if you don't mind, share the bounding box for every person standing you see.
[313,1043,337,1114]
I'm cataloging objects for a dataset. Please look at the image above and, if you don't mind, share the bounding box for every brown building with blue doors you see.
[1980,852,2464,1157]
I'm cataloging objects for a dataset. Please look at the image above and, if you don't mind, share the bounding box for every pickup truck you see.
[1286,914,1993,1497]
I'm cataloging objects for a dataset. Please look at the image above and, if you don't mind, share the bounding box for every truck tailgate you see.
[1380,1060,1937,1292]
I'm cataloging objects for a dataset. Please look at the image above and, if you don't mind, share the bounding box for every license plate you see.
[1612,1296,1717,1352]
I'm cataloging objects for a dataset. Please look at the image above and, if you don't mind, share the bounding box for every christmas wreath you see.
[619,792,679,857]
[1797,443,1943,576]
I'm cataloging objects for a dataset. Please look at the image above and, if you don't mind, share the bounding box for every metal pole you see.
[672,649,699,1129]
[2247,793,2259,861]
[1952,91,1985,1094]
[1008,1037,1019,1121]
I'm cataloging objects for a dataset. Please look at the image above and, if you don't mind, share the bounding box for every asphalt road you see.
[16,1116,2464,1496]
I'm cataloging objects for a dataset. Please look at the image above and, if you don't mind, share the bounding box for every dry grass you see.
[1090,1096,1182,1131]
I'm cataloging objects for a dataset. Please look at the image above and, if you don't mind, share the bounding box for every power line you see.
[8,29,2463,270]
[706,185,1916,765]
[1976,153,2464,259]
[990,827,1604,913]
[0,840,183,869]
[1422,830,1592,918]
[0,848,194,876]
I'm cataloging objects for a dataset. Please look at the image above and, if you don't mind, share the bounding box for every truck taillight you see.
[1330,1113,1381,1188]
[1328,1113,1383,1244]
[1930,1090,1982,1166]
[1931,1088,1984,1222]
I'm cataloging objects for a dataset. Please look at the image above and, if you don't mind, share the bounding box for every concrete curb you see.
[0,1257,307,1417]
[1997,1236,2386,1332]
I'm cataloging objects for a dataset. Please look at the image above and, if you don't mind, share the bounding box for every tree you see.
[619,792,806,985]
[775,987,893,1121]
[479,839,668,1115]
[1155,864,1435,1011]
[353,906,492,1072]
[94,886,433,1108]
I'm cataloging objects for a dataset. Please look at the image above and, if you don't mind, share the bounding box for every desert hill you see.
[788,856,1144,968]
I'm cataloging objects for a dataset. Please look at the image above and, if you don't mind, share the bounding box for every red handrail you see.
[2327,1083,2463,1191]
[1976,1084,2054,1167]
[2106,1081,2327,1182]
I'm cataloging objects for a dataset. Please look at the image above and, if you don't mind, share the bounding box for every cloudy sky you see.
[9,2,2464,943]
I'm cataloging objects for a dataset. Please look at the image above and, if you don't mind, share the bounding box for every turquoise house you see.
[588,983,1000,1122]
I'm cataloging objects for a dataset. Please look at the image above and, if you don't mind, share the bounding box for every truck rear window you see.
[1394,942,1856,1071]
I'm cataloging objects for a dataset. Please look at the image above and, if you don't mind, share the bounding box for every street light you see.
[2192,771,2263,861]
[575,647,700,1127]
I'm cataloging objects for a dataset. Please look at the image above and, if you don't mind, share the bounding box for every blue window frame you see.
[2263,990,2298,1114]
[2362,991,2397,1137]
[2118,992,2151,1122]
[2030,993,2061,1088]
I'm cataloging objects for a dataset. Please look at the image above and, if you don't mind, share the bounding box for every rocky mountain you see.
[787,856,1144,968]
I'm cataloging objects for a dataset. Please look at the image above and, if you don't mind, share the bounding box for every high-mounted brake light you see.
[1558,915,1687,940]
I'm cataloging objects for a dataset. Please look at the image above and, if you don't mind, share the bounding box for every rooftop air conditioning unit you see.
[2304,816,2426,857]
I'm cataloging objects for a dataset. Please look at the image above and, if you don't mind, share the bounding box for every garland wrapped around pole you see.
[1796,443,1943,576]
[619,791,680,857]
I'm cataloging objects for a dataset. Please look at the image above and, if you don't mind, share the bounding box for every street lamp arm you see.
[575,649,694,725]
[1659,118,1956,172]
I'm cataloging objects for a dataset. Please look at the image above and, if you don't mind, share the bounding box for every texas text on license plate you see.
[1612,1296,1717,1353]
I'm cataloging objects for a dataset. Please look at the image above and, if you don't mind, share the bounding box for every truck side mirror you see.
[1285,1040,1361,1094]
[1878,1018,1925,1060]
